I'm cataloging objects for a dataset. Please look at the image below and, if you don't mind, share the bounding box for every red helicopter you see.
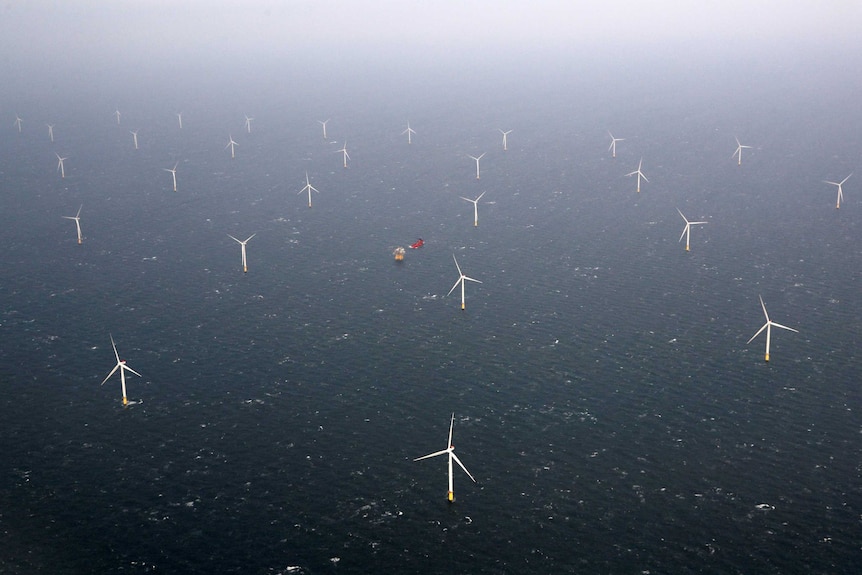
[409,238,424,249]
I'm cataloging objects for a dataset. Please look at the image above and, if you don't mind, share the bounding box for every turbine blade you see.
[758,295,769,321]
[447,278,462,297]
[451,453,477,483]
[101,363,121,385]
[448,413,455,446]
[770,321,798,333]
[463,276,482,284]
[110,335,120,363]
[124,365,143,378]
[747,323,769,344]
[414,449,449,462]
[452,254,463,276]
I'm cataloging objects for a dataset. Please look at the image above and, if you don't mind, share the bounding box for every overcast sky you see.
[2,1,860,66]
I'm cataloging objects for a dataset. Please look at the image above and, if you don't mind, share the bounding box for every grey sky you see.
[2,0,860,69]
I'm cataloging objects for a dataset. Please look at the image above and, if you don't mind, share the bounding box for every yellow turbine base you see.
[448,491,454,502]
[474,222,478,227]
[243,266,248,273]
[764,353,770,362]
[685,246,690,252]
[77,239,82,245]
[461,303,465,310]
[122,396,128,406]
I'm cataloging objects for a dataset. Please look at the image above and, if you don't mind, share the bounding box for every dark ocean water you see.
[2,52,861,573]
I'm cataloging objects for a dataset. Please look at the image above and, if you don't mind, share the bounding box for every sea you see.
[1,47,861,574]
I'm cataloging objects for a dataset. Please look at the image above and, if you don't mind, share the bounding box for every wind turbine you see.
[447,254,482,310]
[101,334,142,407]
[164,162,178,192]
[130,130,138,150]
[62,205,83,244]
[747,295,798,362]
[244,115,253,133]
[336,141,350,168]
[402,122,416,144]
[676,208,708,251]
[823,174,851,209]
[225,135,239,159]
[498,129,512,151]
[626,158,648,193]
[460,191,486,227]
[56,153,68,179]
[227,233,256,273]
[608,132,624,158]
[14,115,23,133]
[114,109,121,125]
[732,137,752,166]
[176,112,183,129]
[298,172,320,208]
[47,124,54,142]
[468,153,485,180]
[414,413,477,503]
[318,119,330,139]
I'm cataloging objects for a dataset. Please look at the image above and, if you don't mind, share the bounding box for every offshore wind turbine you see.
[227,233,256,273]
[402,122,416,144]
[56,153,68,179]
[101,334,142,407]
[732,137,752,166]
[47,124,54,142]
[114,109,121,125]
[244,115,254,133]
[460,191,486,227]
[608,132,624,158]
[62,205,83,244]
[176,112,183,129]
[164,162,178,192]
[336,141,350,168]
[130,130,138,150]
[626,158,648,193]
[677,208,708,251]
[318,119,330,139]
[747,295,798,362]
[498,129,512,151]
[298,172,320,208]
[447,254,482,310]
[414,413,477,503]
[14,115,23,133]
[468,153,485,180]
[824,174,851,209]
[225,134,239,159]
